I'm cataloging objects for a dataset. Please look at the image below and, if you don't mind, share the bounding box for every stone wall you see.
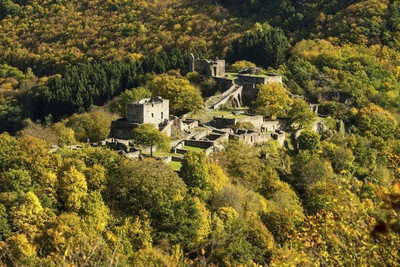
[213,77,234,91]
[184,140,214,149]
[194,58,225,77]
[262,120,284,132]
[241,83,259,106]
[127,97,169,125]
[212,114,264,129]
[160,121,172,136]
[110,119,139,139]
[230,131,271,145]
[237,74,282,85]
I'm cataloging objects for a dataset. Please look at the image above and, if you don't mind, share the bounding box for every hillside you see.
[1,0,400,266]
[0,0,249,75]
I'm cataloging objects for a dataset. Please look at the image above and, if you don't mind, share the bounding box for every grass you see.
[180,146,206,152]
[224,73,239,80]
[188,109,250,122]
[168,160,182,171]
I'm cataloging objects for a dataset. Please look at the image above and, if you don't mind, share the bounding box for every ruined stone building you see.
[126,97,169,125]
[110,97,171,139]
[189,54,225,77]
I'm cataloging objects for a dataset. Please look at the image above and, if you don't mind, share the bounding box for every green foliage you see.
[66,109,115,142]
[51,122,76,145]
[132,123,170,157]
[229,60,256,72]
[58,165,88,212]
[355,103,398,139]
[297,130,321,153]
[218,140,264,190]
[109,87,151,117]
[0,97,28,134]
[253,82,293,118]
[180,152,211,201]
[291,150,333,193]
[147,74,203,115]
[105,159,200,248]
[287,99,315,127]
[227,22,289,69]
[0,1,21,20]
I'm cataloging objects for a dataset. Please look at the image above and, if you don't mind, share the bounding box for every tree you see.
[0,133,20,171]
[132,123,170,157]
[288,99,315,127]
[230,60,256,72]
[252,82,293,119]
[147,74,203,115]
[297,130,320,153]
[51,122,76,146]
[180,152,211,201]
[17,119,58,145]
[217,140,264,191]
[66,109,116,142]
[105,159,200,248]
[226,23,289,69]
[355,103,398,140]
[110,87,151,117]
[58,165,88,212]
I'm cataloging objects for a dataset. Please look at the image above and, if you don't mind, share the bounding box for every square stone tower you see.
[127,97,169,125]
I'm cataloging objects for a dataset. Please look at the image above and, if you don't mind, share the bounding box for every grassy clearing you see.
[168,160,182,171]
[180,146,206,152]
[188,109,250,122]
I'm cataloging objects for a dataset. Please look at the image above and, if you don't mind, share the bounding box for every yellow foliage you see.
[208,162,229,194]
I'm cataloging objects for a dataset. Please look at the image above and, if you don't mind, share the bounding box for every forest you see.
[1,0,400,266]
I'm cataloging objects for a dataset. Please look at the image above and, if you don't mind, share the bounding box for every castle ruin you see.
[189,54,225,77]
[127,97,169,125]
[110,97,171,139]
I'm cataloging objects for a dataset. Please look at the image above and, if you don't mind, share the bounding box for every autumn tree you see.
[287,99,316,127]
[132,123,170,157]
[110,87,151,117]
[252,82,293,119]
[66,109,116,142]
[57,165,88,212]
[229,60,256,72]
[217,140,264,190]
[355,103,398,140]
[147,74,203,115]
[105,159,201,248]
[297,130,320,153]
[180,151,211,201]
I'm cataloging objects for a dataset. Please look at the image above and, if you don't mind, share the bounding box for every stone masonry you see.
[127,97,169,125]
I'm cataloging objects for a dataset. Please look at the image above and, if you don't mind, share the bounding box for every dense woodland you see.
[1,0,400,266]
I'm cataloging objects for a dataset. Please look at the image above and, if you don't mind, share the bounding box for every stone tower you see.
[126,97,169,125]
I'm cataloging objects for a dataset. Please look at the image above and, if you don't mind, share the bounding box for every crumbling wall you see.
[193,58,225,77]
[110,120,139,139]
[127,98,169,125]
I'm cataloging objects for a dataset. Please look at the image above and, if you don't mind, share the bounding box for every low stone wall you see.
[230,132,271,145]
[176,149,189,154]
[184,140,214,149]
[238,74,282,85]
[191,128,213,140]
[171,156,184,162]
[212,116,237,128]
[212,114,263,129]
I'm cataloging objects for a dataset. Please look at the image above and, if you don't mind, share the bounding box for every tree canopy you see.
[132,123,170,157]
